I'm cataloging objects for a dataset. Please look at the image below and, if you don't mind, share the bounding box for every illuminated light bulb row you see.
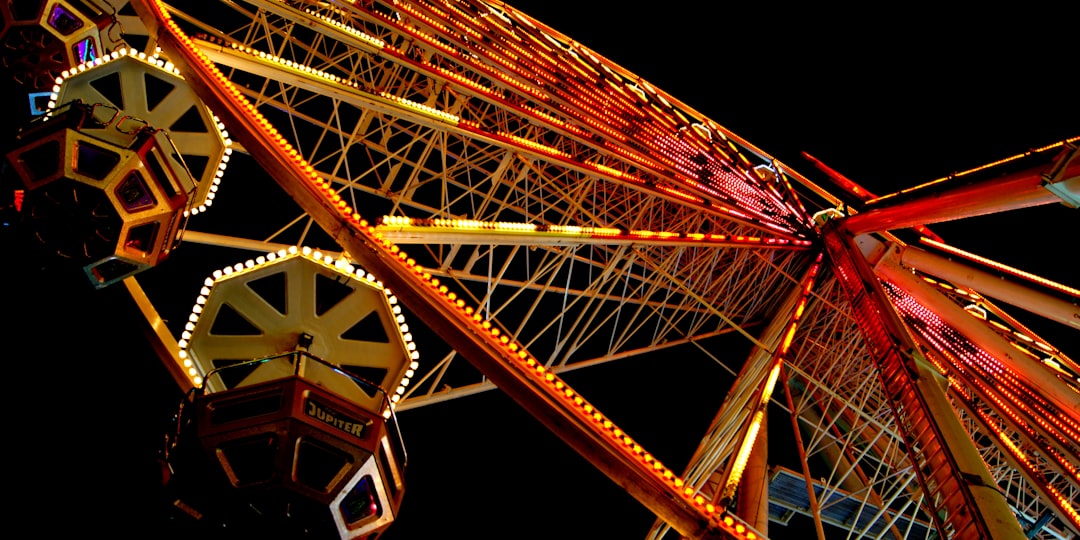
[969,375,1079,474]
[382,215,627,237]
[473,6,524,45]
[380,215,808,247]
[971,402,1080,530]
[651,134,794,227]
[380,286,422,406]
[433,64,499,97]
[486,66,548,99]
[723,255,822,499]
[725,409,765,499]
[408,11,561,99]
[457,35,567,99]
[395,16,460,58]
[387,5,784,225]
[921,274,1072,369]
[968,376,1043,450]
[545,70,630,121]
[566,52,599,84]
[188,123,233,216]
[600,76,648,112]
[304,8,387,49]
[438,1,489,41]
[378,92,460,124]
[889,285,1006,378]
[987,410,1031,467]
[920,237,1080,298]
[496,132,570,158]
[486,39,524,66]
[889,284,1080,442]
[871,137,1080,205]
[991,372,1080,442]
[440,16,547,85]
[654,144,744,203]
[49,45,233,218]
[1050,484,1080,530]
[50,47,178,109]
[519,105,575,133]
[177,245,420,395]
[589,162,643,184]
[716,205,748,220]
[602,140,664,172]
[484,19,535,62]
[390,0,456,41]
[557,91,631,131]
[526,38,565,69]
[682,178,722,199]
[214,39,360,89]
[655,184,704,204]
[571,110,628,142]
[394,0,567,109]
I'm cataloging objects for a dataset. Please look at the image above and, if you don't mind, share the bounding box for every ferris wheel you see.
[1,1,1077,539]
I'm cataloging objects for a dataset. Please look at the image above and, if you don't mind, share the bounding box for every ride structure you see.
[1,1,1076,539]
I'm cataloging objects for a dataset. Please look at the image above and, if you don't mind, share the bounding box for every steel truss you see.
[61,1,1077,538]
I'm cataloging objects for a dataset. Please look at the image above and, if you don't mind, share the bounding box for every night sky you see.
[2,2,1076,539]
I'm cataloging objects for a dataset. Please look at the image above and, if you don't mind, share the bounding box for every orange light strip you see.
[655,184,704,204]
[868,137,1080,205]
[142,3,765,537]
[495,131,571,158]
[722,253,823,499]
[920,237,1080,298]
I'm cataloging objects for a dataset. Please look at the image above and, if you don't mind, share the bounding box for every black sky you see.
[2,2,1076,539]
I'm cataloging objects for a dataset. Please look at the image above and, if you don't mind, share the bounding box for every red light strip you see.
[927,344,1080,527]
[886,284,1080,445]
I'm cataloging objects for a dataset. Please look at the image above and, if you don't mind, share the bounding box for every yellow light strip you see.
[379,92,461,124]
[304,8,387,49]
[377,216,812,247]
